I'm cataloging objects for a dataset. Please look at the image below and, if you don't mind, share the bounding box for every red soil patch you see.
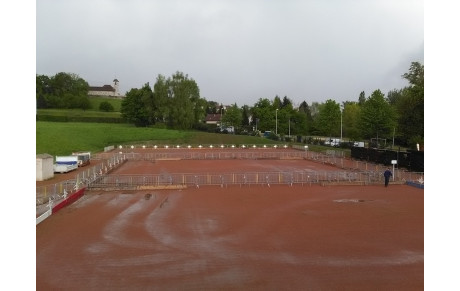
[111,158,342,175]
[37,151,423,289]
[37,183,423,290]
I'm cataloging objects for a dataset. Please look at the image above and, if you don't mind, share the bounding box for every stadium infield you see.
[36,153,423,290]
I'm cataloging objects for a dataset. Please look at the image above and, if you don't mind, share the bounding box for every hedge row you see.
[351,147,424,172]
[37,115,127,123]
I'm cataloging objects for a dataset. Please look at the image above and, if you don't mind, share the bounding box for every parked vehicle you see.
[325,138,341,147]
[53,156,78,173]
[72,152,91,167]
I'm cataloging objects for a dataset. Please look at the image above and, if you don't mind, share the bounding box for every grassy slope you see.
[36,122,284,157]
[36,122,189,156]
[88,96,122,112]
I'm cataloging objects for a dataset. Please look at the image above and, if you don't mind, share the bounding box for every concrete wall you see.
[36,154,54,181]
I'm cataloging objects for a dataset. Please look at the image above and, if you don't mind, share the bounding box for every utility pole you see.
[275,109,278,135]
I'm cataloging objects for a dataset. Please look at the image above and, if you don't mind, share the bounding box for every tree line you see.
[36,72,91,110]
[119,62,423,148]
[36,62,423,149]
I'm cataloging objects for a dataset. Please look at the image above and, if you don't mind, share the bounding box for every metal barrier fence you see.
[93,151,309,161]
[87,170,424,190]
[36,154,128,208]
[92,151,347,163]
[37,149,424,215]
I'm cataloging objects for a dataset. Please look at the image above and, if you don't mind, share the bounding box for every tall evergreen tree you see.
[358,91,366,106]
[298,101,313,135]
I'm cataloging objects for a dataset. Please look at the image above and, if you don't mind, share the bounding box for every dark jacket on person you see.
[384,170,392,179]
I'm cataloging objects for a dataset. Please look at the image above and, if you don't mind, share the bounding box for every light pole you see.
[275,109,279,135]
[340,104,343,141]
[220,104,223,131]
[392,127,395,149]
[288,118,290,137]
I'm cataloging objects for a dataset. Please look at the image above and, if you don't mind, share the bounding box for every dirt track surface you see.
[111,158,342,175]
[36,184,423,290]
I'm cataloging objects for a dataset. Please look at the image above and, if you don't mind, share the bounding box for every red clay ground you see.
[36,155,423,290]
[110,158,343,175]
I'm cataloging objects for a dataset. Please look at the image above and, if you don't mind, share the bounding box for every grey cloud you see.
[37,0,424,105]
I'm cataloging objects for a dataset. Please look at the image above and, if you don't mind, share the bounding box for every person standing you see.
[384,168,392,187]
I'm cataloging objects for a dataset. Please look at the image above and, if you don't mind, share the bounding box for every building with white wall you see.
[36,154,54,181]
[88,79,123,97]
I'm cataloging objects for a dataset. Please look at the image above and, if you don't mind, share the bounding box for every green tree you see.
[288,110,307,137]
[276,108,289,136]
[79,95,91,111]
[358,91,366,106]
[274,96,299,137]
[281,96,292,108]
[316,99,341,138]
[36,74,52,108]
[222,103,243,132]
[121,83,152,127]
[402,61,424,88]
[151,76,170,124]
[52,72,89,109]
[358,89,397,142]
[241,105,251,128]
[206,100,220,114]
[396,62,424,148]
[273,95,282,109]
[120,72,203,129]
[166,72,201,129]
[342,102,361,141]
[36,72,90,109]
[193,97,208,124]
[309,102,322,135]
[298,101,313,135]
[386,88,404,106]
[250,98,274,132]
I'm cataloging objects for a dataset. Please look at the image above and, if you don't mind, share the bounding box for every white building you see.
[36,154,54,181]
[88,79,123,97]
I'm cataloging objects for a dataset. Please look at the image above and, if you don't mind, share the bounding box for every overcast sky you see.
[36,0,423,106]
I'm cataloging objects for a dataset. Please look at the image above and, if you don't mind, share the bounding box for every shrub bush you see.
[99,101,115,112]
